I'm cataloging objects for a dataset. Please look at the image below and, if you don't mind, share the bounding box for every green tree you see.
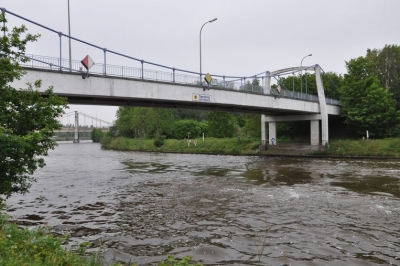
[340,56,399,137]
[172,108,208,121]
[90,128,104,142]
[115,107,174,139]
[367,45,400,108]
[207,111,236,138]
[115,107,134,137]
[243,114,261,138]
[239,78,263,93]
[146,108,174,138]
[276,72,342,99]
[0,15,67,200]
[171,119,202,139]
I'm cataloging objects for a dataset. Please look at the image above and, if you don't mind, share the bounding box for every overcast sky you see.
[2,0,400,124]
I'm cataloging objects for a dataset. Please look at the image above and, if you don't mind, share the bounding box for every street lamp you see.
[200,18,217,84]
[68,0,72,71]
[300,53,312,98]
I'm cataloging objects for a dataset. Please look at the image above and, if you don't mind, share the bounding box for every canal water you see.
[5,142,400,265]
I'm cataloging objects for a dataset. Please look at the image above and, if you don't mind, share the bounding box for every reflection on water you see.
[5,144,400,265]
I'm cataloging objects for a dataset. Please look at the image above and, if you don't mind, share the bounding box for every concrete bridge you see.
[12,65,340,146]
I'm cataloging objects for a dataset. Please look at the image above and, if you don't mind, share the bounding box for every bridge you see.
[3,7,341,146]
[55,111,112,143]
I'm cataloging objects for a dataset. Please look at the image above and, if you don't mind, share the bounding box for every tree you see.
[367,45,400,108]
[115,107,174,139]
[242,114,261,138]
[90,128,104,142]
[340,56,399,137]
[276,72,342,99]
[171,119,203,139]
[239,78,263,93]
[146,108,174,138]
[115,107,134,137]
[0,14,68,201]
[207,111,236,138]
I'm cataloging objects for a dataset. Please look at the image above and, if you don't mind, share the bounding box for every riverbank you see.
[101,136,261,155]
[313,138,400,157]
[101,136,400,157]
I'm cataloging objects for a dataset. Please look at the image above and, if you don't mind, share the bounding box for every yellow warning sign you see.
[204,73,212,84]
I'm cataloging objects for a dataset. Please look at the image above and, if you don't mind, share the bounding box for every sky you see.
[2,0,400,124]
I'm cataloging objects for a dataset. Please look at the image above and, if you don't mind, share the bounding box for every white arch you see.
[262,64,328,146]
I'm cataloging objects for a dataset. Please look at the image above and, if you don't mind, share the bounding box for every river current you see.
[5,142,400,265]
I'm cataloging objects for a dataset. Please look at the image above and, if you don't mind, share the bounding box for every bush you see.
[0,219,103,266]
[154,137,165,148]
[171,120,202,139]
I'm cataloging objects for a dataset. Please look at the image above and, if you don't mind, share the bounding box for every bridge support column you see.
[261,115,266,146]
[73,111,79,143]
[310,120,319,145]
[264,71,271,94]
[269,122,276,145]
[315,65,329,146]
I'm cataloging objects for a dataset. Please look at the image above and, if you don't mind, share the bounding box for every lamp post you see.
[300,54,312,98]
[200,18,217,84]
[68,0,72,71]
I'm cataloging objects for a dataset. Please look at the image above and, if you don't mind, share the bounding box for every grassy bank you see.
[101,136,400,157]
[314,138,400,157]
[0,212,103,266]
[101,136,261,155]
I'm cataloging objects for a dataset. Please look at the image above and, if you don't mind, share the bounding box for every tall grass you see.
[0,212,103,266]
[314,138,400,157]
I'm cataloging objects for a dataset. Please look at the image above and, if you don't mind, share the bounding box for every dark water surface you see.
[5,142,400,265]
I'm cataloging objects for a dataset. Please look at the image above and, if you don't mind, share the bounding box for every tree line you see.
[114,107,261,140]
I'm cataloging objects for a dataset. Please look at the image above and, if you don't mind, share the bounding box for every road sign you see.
[81,55,94,70]
[204,73,212,84]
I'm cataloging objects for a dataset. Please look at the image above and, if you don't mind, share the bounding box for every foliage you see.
[0,215,103,266]
[0,13,40,87]
[159,255,202,266]
[153,134,166,148]
[366,45,400,107]
[91,128,104,142]
[115,107,173,139]
[146,108,174,138]
[172,109,208,121]
[242,114,261,138]
[239,78,263,93]
[0,16,68,201]
[171,119,203,139]
[275,72,342,99]
[206,111,236,138]
[115,107,134,137]
[339,56,399,137]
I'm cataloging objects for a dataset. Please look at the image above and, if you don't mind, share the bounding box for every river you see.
[5,142,400,265]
